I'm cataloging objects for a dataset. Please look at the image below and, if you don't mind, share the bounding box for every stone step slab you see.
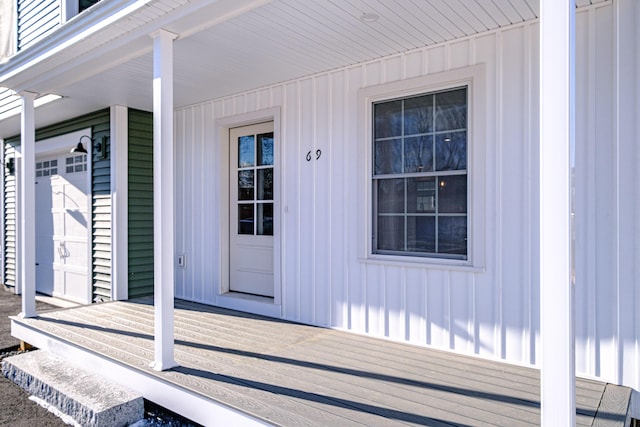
[2,350,143,427]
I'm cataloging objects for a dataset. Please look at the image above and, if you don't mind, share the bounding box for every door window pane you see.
[238,205,254,234]
[257,168,273,201]
[238,136,255,167]
[238,171,254,201]
[257,133,274,166]
[257,203,273,236]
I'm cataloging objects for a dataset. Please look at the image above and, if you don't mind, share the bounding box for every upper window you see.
[372,87,468,260]
[79,0,101,13]
[36,159,58,177]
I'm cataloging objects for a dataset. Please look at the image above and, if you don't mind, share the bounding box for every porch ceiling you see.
[0,0,607,137]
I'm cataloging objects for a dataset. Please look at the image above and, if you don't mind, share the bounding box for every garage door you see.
[35,153,90,303]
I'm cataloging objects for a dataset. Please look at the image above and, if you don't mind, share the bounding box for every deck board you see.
[11,297,625,426]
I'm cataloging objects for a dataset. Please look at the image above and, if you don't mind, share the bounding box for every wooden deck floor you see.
[10,298,623,426]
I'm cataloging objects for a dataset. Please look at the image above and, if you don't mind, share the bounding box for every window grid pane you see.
[373,86,468,260]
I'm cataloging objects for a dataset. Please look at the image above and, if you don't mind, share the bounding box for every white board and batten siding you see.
[174,0,640,401]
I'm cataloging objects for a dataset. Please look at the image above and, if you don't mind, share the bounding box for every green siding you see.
[3,109,112,303]
[128,109,154,298]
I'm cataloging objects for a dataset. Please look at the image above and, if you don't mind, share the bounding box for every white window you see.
[65,154,87,174]
[63,0,101,22]
[372,87,468,259]
[360,64,485,268]
[36,159,58,177]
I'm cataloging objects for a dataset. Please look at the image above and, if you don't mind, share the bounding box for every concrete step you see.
[2,350,144,427]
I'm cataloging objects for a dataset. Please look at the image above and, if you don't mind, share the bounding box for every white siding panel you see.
[405,268,426,344]
[328,70,347,329]
[314,74,331,327]
[385,267,405,341]
[593,4,617,383]
[426,269,449,349]
[282,81,300,321]
[173,1,639,395]
[346,67,365,333]
[574,8,595,379]
[426,45,446,74]
[298,77,315,325]
[17,0,60,51]
[473,32,500,360]
[403,50,424,79]
[500,26,527,363]
[615,0,640,396]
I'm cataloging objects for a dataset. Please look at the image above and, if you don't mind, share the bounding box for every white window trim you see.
[357,64,486,270]
[61,0,79,23]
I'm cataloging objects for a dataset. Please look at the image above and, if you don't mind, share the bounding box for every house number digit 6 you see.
[306,149,322,161]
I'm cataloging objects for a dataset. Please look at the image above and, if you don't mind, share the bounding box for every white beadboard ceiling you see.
[0,0,610,136]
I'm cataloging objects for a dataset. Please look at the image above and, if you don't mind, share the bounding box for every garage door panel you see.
[64,210,89,237]
[63,240,88,268]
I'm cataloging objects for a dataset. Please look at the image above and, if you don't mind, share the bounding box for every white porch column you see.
[150,29,178,371]
[110,105,129,301]
[539,0,575,425]
[18,91,37,318]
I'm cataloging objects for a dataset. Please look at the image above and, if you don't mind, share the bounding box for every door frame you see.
[215,107,282,313]
[20,128,93,304]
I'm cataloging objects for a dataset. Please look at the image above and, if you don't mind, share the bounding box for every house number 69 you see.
[306,149,322,161]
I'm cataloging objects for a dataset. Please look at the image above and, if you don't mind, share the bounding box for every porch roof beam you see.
[150,28,178,371]
[539,0,576,425]
[18,91,37,318]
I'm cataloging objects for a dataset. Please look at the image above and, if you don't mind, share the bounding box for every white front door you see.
[35,153,90,303]
[229,122,275,297]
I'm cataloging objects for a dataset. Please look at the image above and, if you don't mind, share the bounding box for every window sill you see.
[360,255,485,273]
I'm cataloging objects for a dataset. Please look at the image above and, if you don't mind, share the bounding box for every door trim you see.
[215,108,282,311]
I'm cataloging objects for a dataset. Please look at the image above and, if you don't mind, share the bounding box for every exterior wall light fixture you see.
[72,135,108,159]
[5,157,14,175]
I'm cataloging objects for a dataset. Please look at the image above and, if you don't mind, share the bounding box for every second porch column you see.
[19,91,37,318]
[539,0,575,425]
[150,29,178,371]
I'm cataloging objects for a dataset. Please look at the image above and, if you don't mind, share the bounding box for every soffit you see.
[0,0,610,136]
